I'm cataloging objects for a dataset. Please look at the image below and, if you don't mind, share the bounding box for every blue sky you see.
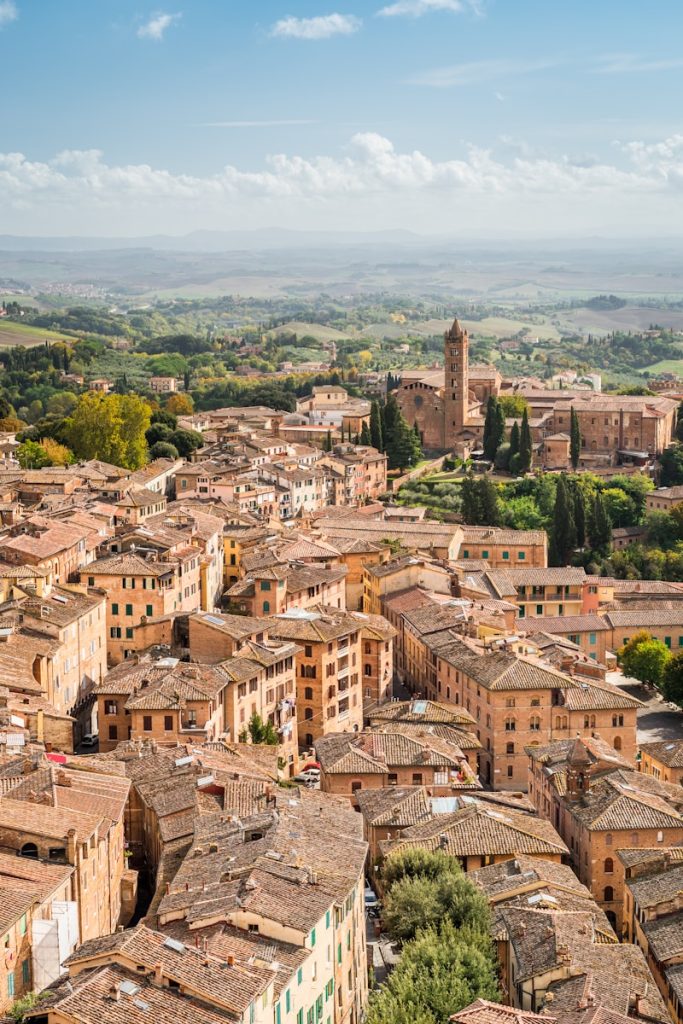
[2,0,683,236]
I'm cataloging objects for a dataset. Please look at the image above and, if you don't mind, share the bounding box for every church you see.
[395,318,678,468]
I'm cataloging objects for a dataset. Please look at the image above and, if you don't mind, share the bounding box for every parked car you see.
[364,885,379,913]
[80,734,98,748]
[294,768,321,785]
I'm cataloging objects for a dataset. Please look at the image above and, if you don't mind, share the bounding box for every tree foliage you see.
[618,631,671,687]
[63,393,151,469]
[570,406,581,469]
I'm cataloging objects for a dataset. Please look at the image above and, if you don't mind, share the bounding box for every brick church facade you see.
[396,318,677,467]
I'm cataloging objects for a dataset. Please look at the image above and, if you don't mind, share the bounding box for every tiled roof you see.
[451,1001,553,1024]
[627,863,683,909]
[603,604,683,627]
[355,786,432,827]
[639,740,683,768]
[561,678,642,711]
[86,552,174,577]
[437,642,577,692]
[382,799,568,859]
[368,699,476,727]
[642,912,683,962]
[315,730,473,775]
[570,776,683,832]
[521,613,609,633]
[503,567,587,587]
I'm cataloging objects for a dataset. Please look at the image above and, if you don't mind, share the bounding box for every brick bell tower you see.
[444,317,469,444]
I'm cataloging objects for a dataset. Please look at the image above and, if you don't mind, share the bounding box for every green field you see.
[267,321,355,343]
[0,320,73,347]
[643,358,683,376]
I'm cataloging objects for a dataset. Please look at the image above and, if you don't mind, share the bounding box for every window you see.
[412,773,423,785]
[502,551,509,560]
[109,724,118,740]
[164,715,173,731]
[604,886,614,902]
[507,765,514,778]
[614,736,622,751]
[7,974,13,998]
[125,627,133,639]
[504,718,516,732]
[388,773,398,785]
[304,708,313,720]
[105,700,117,715]
[310,928,316,948]
[146,604,153,616]
[604,857,613,873]
[111,602,119,615]
[605,833,613,846]
[665,636,672,648]
[506,742,515,754]
[88,576,95,587]
[261,581,271,591]
[481,550,489,560]
[297,968,303,985]
[19,915,26,936]
[364,664,372,676]
[125,603,133,616]
[589,633,596,645]
[143,715,152,732]
[518,551,526,560]
[305,645,313,658]
[462,550,469,559]
[304,687,313,701]
[263,601,270,613]
[351,781,362,793]
[536,605,543,616]
[22,960,30,985]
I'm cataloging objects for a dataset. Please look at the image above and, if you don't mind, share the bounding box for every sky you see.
[2,0,683,238]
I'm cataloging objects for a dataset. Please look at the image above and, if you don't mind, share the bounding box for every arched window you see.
[604,886,614,902]
[530,715,541,731]
[304,687,313,701]
[605,833,613,846]
[590,715,596,728]
[584,716,590,729]
[506,742,515,755]
[263,600,270,613]
[604,857,613,873]
[614,736,622,751]
[304,708,313,720]
[504,717,516,732]
[20,842,38,859]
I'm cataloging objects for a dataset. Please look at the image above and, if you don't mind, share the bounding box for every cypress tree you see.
[572,479,586,548]
[461,474,481,525]
[477,477,500,527]
[519,408,533,473]
[590,491,613,553]
[383,393,400,451]
[360,421,371,446]
[509,420,520,462]
[370,399,383,451]
[570,407,581,469]
[495,402,506,453]
[550,474,577,566]
[483,397,497,462]
[323,429,332,452]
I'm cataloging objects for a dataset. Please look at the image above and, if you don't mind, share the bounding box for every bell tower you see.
[444,318,469,442]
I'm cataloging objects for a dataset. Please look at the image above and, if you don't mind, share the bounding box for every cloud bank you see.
[270,14,361,40]
[3,133,683,235]
[137,11,181,40]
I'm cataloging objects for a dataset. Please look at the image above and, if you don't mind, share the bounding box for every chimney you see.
[66,827,77,865]
[154,963,163,984]
[227,954,235,967]
[109,983,120,1002]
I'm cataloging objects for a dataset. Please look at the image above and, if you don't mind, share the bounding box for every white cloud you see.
[594,53,683,74]
[137,11,181,40]
[270,13,361,40]
[0,1,18,27]
[408,57,560,87]
[4,133,683,234]
[377,0,480,17]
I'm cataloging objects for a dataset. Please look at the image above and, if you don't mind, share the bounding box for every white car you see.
[294,768,320,785]
[364,885,379,911]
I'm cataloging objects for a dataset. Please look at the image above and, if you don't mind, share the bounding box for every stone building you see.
[396,318,677,463]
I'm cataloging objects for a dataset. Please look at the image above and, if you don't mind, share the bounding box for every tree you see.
[381,848,461,888]
[323,429,332,452]
[477,477,500,526]
[550,474,576,566]
[370,399,384,451]
[146,422,173,446]
[509,420,520,464]
[149,441,180,460]
[618,631,671,687]
[571,479,586,548]
[662,652,683,706]
[660,444,683,487]
[360,421,371,446]
[16,439,52,469]
[168,428,203,458]
[63,393,151,470]
[388,418,422,472]
[519,408,533,473]
[40,437,74,466]
[151,409,178,430]
[494,442,511,472]
[166,393,194,416]
[382,870,491,943]
[589,491,613,554]
[498,394,528,418]
[602,487,637,528]
[483,397,504,462]
[676,402,683,442]
[570,406,581,469]
[243,712,278,745]
[461,474,481,525]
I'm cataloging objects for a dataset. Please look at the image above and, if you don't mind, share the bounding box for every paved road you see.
[608,673,683,744]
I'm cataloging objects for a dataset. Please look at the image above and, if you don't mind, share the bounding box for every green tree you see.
[509,420,520,464]
[483,397,504,462]
[323,429,333,452]
[602,487,638,528]
[149,441,180,460]
[63,393,151,469]
[618,631,671,687]
[676,402,683,442]
[381,848,461,888]
[388,418,422,472]
[477,477,501,526]
[550,474,576,566]
[361,421,372,446]
[662,652,683,706]
[461,474,481,525]
[571,479,586,548]
[146,422,173,446]
[16,439,52,468]
[519,407,533,473]
[370,399,384,451]
[660,444,683,487]
[589,491,613,554]
[244,712,278,745]
[168,428,203,458]
[382,870,491,942]
[570,406,581,469]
